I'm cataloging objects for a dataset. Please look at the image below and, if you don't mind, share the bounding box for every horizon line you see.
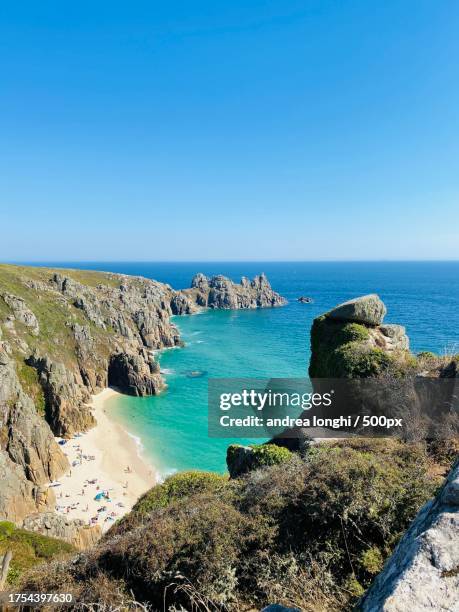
[4,259,459,265]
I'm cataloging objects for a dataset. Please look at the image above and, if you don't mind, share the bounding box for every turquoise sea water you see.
[35,262,459,475]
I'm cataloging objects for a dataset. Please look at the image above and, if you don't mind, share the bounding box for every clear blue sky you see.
[1,1,458,261]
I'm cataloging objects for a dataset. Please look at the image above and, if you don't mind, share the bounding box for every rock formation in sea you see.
[0,264,286,543]
[182,272,287,309]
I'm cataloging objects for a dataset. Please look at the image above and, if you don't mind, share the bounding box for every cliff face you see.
[0,264,286,536]
[0,345,67,522]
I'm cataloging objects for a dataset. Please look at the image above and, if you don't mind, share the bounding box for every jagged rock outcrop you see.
[0,451,55,523]
[0,270,183,436]
[309,294,411,378]
[358,459,459,611]
[108,351,163,396]
[22,513,101,551]
[0,344,68,522]
[1,292,39,335]
[27,353,95,437]
[170,293,197,315]
[184,272,287,310]
[191,272,209,291]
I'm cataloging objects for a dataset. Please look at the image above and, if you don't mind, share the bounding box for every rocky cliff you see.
[0,264,286,541]
[0,344,67,522]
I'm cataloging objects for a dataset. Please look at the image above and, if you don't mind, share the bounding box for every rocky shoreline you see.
[0,264,286,544]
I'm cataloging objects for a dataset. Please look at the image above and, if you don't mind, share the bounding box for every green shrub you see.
[360,546,384,575]
[339,322,370,343]
[345,576,365,597]
[250,444,292,466]
[309,316,414,378]
[129,471,229,516]
[227,443,293,478]
[0,521,16,540]
[0,522,74,586]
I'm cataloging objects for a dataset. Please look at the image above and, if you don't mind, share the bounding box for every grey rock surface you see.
[0,345,68,522]
[185,273,287,310]
[1,292,39,335]
[108,351,164,396]
[22,512,101,550]
[326,294,387,326]
[358,460,459,611]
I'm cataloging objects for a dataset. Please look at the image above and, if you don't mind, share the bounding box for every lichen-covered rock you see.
[1,292,39,335]
[22,512,101,550]
[358,460,459,611]
[326,294,387,326]
[185,273,287,310]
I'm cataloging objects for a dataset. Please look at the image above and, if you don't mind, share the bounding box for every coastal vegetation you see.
[17,440,439,610]
[0,521,74,585]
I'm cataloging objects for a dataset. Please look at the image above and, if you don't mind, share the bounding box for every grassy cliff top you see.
[0,263,122,288]
[0,264,117,370]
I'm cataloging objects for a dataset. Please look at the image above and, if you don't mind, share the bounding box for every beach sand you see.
[52,388,156,532]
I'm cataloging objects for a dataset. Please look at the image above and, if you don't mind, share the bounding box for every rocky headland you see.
[0,264,286,545]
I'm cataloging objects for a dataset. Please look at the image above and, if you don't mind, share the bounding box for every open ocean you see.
[35,262,459,474]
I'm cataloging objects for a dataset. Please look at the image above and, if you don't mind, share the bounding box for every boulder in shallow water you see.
[326,294,386,326]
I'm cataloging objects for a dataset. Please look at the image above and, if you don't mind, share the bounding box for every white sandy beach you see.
[52,388,156,532]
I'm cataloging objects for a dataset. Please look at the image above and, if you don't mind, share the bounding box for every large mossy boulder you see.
[309,295,412,378]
